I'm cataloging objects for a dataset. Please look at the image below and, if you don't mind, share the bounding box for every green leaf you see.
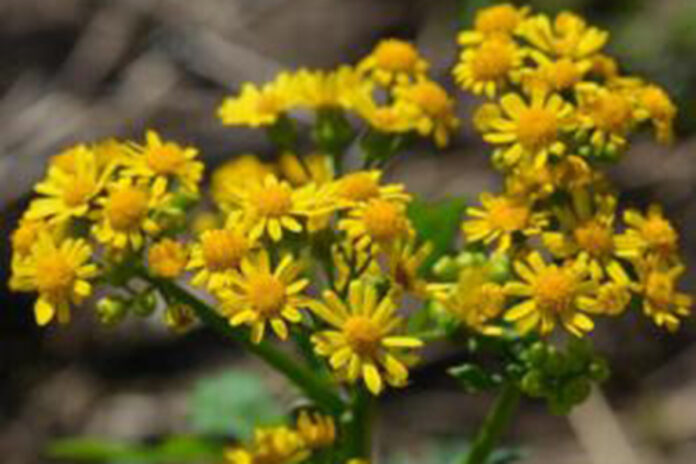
[190,370,283,441]
[407,196,467,274]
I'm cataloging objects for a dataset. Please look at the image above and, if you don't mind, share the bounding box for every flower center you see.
[573,220,613,257]
[106,187,149,231]
[343,316,382,356]
[532,267,577,313]
[471,39,515,81]
[201,229,249,271]
[516,107,558,150]
[545,59,581,90]
[256,93,284,117]
[255,184,293,217]
[645,271,674,309]
[591,92,632,133]
[247,274,286,316]
[35,252,75,297]
[487,198,529,232]
[596,282,630,316]
[146,144,187,175]
[63,177,96,207]
[374,40,419,71]
[362,200,406,242]
[641,217,677,254]
[641,86,675,120]
[338,173,380,202]
[475,5,521,35]
[12,222,41,256]
[409,82,451,116]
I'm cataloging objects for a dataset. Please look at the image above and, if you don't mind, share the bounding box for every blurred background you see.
[3,0,696,463]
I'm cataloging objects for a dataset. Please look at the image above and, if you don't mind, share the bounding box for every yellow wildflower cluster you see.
[453,5,690,337]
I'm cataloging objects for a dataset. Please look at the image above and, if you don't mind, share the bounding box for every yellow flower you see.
[294,66,366,110]
[218,73,298,127]
[218,250,310,343]
[123,130,203,194]
[504,252,598,337]
[615,204,678,262]
[358,38,429,86]
[339,199,412,252]
[331,242,380,294]
[520,12,608,60]
[353,92,415,134]
[277,153,333,187]
[308,280,423,395]
[575,83,637,151]
[457,4,529,45]
[232,174,333,242]
[26,145,110,224]
[633,259,692,332]
[333,170,410,207]
[429,264,506,336]
[92,177,163,251]
[454,36,524,97]
[211,155,276,210]
[483,89,574,168]
[224,426,309,464]
[386,238,432,298]
[392,79,459,147]
[504,155,597,200]
[187,215,254,291]
[164,304,197,333]
[542,191,621,279]
[11,217,58,258]
[463,192,547,252]
[635,84,677,144]
[10,233,97,326]
[524,53,592,92]
[577,261,632,316]
[295,410,336,449]
[148,238,188,279]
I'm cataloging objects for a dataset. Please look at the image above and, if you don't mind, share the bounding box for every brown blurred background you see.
[3,0,696,463]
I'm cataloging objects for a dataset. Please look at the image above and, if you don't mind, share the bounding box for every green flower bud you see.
[433,256,459,280]
[561,378,591,406]
[164,304,197,333]
[133,290,158,317]
[521,370,546,397]
[96,296,128,326]
[588,358,610,382]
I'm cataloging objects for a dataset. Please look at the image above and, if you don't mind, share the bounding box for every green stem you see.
[463,383,520,464]
[345,386,373,459]
[146,276,345,415]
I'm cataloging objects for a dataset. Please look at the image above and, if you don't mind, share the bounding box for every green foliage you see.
[190,370,283,441]
[449,364,503,394]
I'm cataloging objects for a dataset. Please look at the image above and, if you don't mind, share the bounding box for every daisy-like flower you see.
[277,153,333,187]
[352,90,415,134]
[293,66,366,110]
[520,12,608,60]
[308,280,423,395]
[232,174,333,242]
[358,38,429,86]
[211,155,276,210]
[429,264,506,336]
[463,192,547,252]
[523,53,592,93]
[224,426,309,464]
[332,170,410,207]
[92,177,163,251]
[147,238,188,279]
[454,36,524,98]
[483,88,574,168]
[577,261,632,316]
[187,214,254,291]
[217,250,310,343]
[123,130,204,194]
[392,79,460,148]
[217,73,298,128]
[26,145,110,224]
[615,204,679,262]
[10,233,97,326]
[457,4,530,45]
[339,199,412,252]
[504,155,597,200]
[634,84,677,144]
[385,238,432,298]
[295,411,336,449]
[632,258,692,332]
[11,217,60,259]
[575,83,637,151]
[504,251,598,337]
[331,241,380,294]
[542,191,621,280]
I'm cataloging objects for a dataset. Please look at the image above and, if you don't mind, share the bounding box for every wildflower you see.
[429,264,506,335]
[187,215,254,291]
[295,411,336,449]
[10,233,97,326]
[520,12,608,60]
[358,38,429,86]
[339,199,412,252]
[333,170,409,207]
[524,54,592,92]
[576,83,636,151]
[218,73,298,127]
[92,177,163,251]
[577,261,632,316]
[26,145,109,224]
[504,252,598,337]
[331,242,379,294]
[472,103,502,132]
[218,250,310,343]
[615,204,678,262]
[124,130,203,194]
[148,238,188,279]
[635,84,677,144]
[353,93,415,134]
[224,426,309,464]
[633,259,692,332]
[211,155,276,209]
[11,217,58,258]
[457,4,529,45]
[392,79,459,147]
[277,153,333,187]
[164,304,197,333]
[386,238,432,298]
[504,155,597,200]
[294,66,366,110]
[482,88,573,167]
[463,192,547,252]
[454,36,524,97]
[309,280,422,394]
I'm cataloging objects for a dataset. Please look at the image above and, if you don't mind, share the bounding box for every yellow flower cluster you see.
[223,411,335,464]
[218,38,459,147]
[453,5,690,337]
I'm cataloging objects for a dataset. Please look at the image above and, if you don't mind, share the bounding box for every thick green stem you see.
[463,383,520,464]
[345,386,373,459]
[147,276,345,415]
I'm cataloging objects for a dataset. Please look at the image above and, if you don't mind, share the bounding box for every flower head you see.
[224,426,308,464]
[333,170,409,207]
[454,36,524,97]
[520,12,608,60]
[295,411,336,449]
[358,39,429,86]
[339,199,412,252]
[211,155,276,210]
[294,66,366,110]
[633,259,692,332]
[616,204,679,262]
[218,73,298,128]
[457,4,529,45]
[148,238,188,279]
[309,280,422,394]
